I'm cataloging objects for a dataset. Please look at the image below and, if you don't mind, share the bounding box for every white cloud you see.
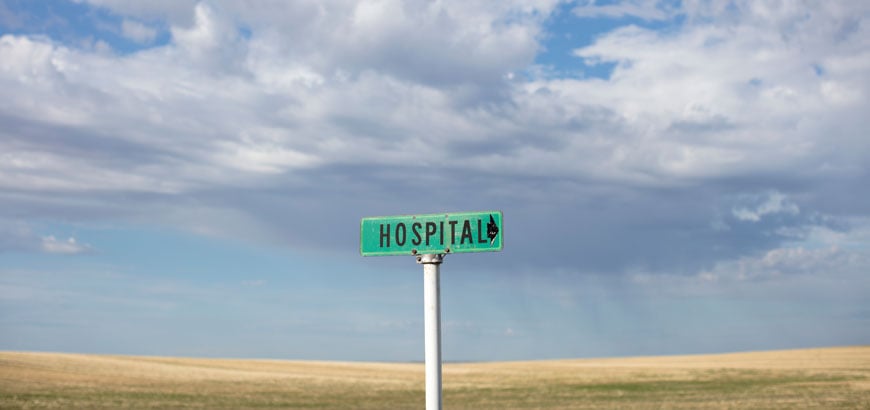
[699,218,870,282]
[79,0,200,25]
[1,221,93,255]
[701,245,847,281]
[732,191,800,222]
[3,1,862,197]
[620,220,870,292]
[40,235,92,255]
[573,0,676,21]
[549,2,870,184]
[0,1,559,196]
[0,1,867,273]
[121,19,157,44]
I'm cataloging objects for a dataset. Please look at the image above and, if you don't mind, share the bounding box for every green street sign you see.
[360,211,503,256]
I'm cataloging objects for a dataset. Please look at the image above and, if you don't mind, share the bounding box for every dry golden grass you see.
[1,346,869,409]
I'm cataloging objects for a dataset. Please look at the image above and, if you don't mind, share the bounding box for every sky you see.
[0,0,868,362]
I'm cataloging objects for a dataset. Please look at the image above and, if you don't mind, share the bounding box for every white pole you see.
[419,254,443,410]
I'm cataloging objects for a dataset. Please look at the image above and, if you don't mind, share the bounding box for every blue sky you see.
[1,0,869,361]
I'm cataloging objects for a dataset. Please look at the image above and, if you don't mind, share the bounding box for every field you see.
[1,346,869,409]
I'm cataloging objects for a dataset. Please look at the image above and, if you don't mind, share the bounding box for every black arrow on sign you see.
[487,214,499,245]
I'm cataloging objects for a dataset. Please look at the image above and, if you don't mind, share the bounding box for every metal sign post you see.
[360,211,502,409]
[418,253,443,410]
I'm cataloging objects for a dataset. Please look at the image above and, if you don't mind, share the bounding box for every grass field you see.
[1,346,869,409]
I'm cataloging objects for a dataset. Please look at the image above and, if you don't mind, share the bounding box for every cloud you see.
[0,1,867,279]
[40,235,92,255]
[170,3,246,71]
[573,0,677,21]
[4,2,862,193]
[80,0,200,25]
[693,216,870,283]
[121,19,157,44]
[621,218,870,291]
[563,2,869,184]
[0,220,93,255]
[698,245,853,282]
[732,191,800,222]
